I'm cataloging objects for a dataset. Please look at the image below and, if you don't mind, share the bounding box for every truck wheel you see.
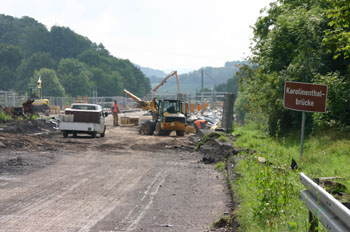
[143,120,155,135]
[63,131,68,138]
[91,131,96,138]
[176,130,185,136]
[101,125,106,137]
[73,132,77,138]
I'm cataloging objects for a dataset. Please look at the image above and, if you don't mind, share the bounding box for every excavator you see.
[123,89,187,136]
[27,76,50,114]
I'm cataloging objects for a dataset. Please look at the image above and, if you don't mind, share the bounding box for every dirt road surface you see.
[0,113,230,231]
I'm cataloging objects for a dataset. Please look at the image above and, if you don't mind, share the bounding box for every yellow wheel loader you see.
[123,89,187,136]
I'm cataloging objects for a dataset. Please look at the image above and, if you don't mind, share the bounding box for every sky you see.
[1,0,273,73]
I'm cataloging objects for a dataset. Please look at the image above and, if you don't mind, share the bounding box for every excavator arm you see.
[123,89,159,119]
[151,71,180,94]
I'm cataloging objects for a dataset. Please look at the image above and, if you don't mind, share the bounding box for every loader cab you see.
[158,99,184,118]
[28,87,41,99]
[162,100,180,114]
[157,99,186,123]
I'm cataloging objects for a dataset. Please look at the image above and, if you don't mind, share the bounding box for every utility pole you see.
[201,69,204,115]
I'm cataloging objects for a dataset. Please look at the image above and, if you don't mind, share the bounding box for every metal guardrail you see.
[300,172,350,232]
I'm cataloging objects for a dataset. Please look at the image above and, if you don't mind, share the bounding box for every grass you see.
[215,161,226,171]
[0,111,12,122]
[232,123,350,231]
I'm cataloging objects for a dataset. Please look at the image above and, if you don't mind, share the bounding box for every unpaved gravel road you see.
[0,113,230,231]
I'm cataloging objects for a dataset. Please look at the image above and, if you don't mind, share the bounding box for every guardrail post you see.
[309,210,318,232]
[309,177,319,232]
[300,172,350,232]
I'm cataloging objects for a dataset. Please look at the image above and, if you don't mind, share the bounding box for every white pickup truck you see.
[59,103,108,138]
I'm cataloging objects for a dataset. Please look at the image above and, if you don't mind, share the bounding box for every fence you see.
[0,91,129,111]
[300,172,350,232]
[0,91,27,107]
[0,90,229,115]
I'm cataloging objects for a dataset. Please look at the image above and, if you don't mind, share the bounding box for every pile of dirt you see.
[0,156,28,174]
[1,119,54,134]
[196,132,239,164]
[0,132,54,150]
[0,153,56,175]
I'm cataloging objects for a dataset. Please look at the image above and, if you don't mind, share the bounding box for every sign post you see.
[283,81,327,156]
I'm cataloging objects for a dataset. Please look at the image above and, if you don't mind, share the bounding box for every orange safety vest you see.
[194,120,206,129]
[113,102,119,113]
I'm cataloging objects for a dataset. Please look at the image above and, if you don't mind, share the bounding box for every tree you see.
[89,67,124,96]
[49,26,91,60]
[16,52,56,94]
[323,0,350,59]
[0,14,151,98]
[0,66,16,90]
[0,43,23,70]
[214,75,239,94]
[0,43,23,90]
[30,68,65,97]
[57,58,92,97]
[239,0,344,135]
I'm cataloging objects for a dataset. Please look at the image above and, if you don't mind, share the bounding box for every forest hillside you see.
[0,14,151,97]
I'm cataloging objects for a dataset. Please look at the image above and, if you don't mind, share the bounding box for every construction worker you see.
[111,100,120,126]
[194,119,207,134]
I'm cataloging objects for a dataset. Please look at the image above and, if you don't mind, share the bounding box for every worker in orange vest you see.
[194,119,207,134]
[111,100,120,126]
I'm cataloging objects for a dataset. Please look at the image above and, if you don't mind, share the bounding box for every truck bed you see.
[65,109,100,123]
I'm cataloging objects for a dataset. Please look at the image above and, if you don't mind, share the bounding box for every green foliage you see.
[323,0,350,59]
[0,14,150,97]
[16,52,57,94]
[0,110,12,122]
[312,72,350,129]
[215,161,226,171]
[239,0,349,134]
[0,43,23,90]
[233,123,350,231]
[218,134,228,142]
[195,141,204,150]
[0,66,17,91]
[57,58,92,97]
[0,43,23,70]
[30,69,65,97]
[49,26,91,60]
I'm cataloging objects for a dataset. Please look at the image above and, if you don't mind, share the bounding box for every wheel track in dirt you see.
[0,115,230,231]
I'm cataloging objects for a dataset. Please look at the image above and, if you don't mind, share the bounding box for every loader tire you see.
[143,120,155,135]
[176,130,185,136]
[154,122,171,136]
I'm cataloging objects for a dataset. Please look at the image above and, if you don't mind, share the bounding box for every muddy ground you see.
[0,113,231,232]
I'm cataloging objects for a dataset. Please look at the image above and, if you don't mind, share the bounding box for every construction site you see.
[0,73,238,231]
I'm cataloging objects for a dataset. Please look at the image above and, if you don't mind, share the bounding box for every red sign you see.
[284,81,327,112]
